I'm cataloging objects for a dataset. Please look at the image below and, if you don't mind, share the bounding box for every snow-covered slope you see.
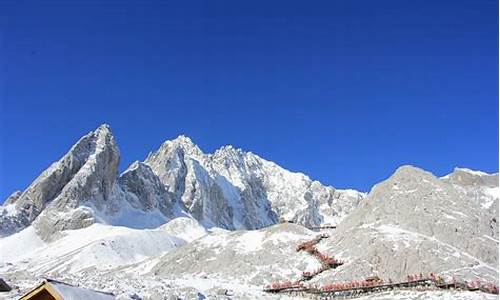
[159,217,208,242]
[0,223,185,274]
[150,223,319,286]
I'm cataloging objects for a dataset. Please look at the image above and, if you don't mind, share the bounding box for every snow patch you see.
[160,217,207,242]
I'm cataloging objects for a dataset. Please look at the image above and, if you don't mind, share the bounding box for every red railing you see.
[265,235,500,296]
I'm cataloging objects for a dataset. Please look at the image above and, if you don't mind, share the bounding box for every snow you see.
[0,226,45,262]
[443,214,457,220]
[454,168,492,177]
[481,187,499,209]
[234,230,264,253]
[483,187,499,198]
[375,224,417,248]
[46,228,182,272]
[213,174,246,230]
[145,135,366,230]
[0,203,17,217]
[482,235,499,244]
[50,280,116,300]
[355,289,498,300]
[89,201,169,229]
[159,276,275,299]
[1,127,497,300]
[160,217,207,242]
[375,224,498,273]
[1,223,184,273]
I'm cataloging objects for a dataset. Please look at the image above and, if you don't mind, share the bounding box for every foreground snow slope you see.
[4,220,496,299]
[150,223,320,286]
[0,222,185,275]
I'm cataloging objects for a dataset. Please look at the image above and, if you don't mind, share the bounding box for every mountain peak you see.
[172,134,193,144]
[452,167,495,177]
[390,165,432,179]
[442,167,499,188]
[0,123,122,237]
[3,191,22,206]
[155,135,204,159]
[164,135,200,150]
[96,123,112,133]
[125,160,142,171]
[214,145,245,157]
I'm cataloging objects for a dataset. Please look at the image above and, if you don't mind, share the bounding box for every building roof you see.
[20,278,115,300]
[0,278,11,292]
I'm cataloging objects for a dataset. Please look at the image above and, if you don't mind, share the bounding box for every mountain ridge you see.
[0,125,497,299]
[1,124,366,238]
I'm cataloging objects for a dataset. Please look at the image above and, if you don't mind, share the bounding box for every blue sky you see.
[0,0,498,202]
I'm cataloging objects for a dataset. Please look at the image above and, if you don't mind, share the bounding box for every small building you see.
[0,278,11,292]
[20,279,116,300]
[365,275,381,282]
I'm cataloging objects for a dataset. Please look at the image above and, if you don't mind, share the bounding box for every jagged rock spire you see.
[0,124,120,237]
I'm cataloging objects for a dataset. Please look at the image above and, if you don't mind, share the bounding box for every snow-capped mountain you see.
[0,125,185,240]
[1,124,121,239]
[0,124,364,239]
[143,166,498,281]
[144,135,365,230]
[0,125,497,300]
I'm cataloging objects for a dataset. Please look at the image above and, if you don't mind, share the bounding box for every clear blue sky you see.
[0,0,498,202]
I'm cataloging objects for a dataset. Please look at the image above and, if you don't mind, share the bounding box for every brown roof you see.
[20,279,115,300]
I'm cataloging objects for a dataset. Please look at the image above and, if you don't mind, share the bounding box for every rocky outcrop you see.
[3,191,22,206]
[316,165,499,283]
[0,125,181,239]
[0,125,120,237]
[442,167,498,188]
[148,165,498,289]
[118,161,182,220]
[1,127,365,238]
[145,136,365,230]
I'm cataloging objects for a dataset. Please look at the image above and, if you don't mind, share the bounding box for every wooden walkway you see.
[264,235,499,298]
[307,225,337,231]
[265,277,499,297]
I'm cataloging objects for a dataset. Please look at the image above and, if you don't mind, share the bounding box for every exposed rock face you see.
[1,126,365,238]
[442,168,499,242]
[117,161,181,220]
[1,124,498,300]
[145,136,365,230]
[442,168,499,238]
[147,166,498,289]
[0,125,181,239]
[4,191,22,205]
[0,125,120,237]
[315,165,499,283]
[443,167,498,188]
